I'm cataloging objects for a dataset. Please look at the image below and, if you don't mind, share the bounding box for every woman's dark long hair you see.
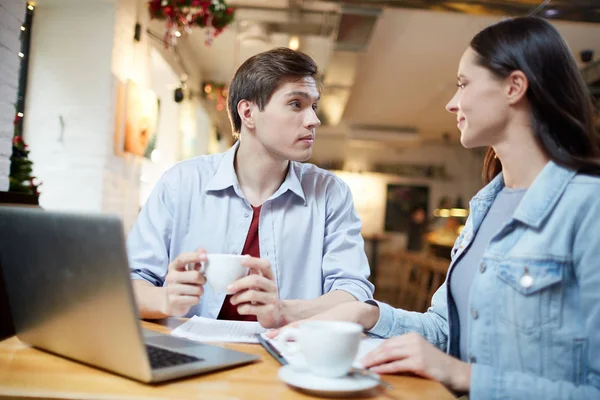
[470,16,600,183]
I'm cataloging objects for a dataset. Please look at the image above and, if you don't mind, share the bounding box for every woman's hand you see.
[264,301,379,338]
[361,332,471,392]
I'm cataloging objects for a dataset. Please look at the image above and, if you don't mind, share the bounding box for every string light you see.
[433,208,469,218]
[18,52,24,58]
[17,112,24,117]
[27,4,34,11]
[202,82,227,111]
[20,26,25,31]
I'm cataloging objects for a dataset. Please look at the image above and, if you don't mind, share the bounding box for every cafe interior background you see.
[1,0,599,308]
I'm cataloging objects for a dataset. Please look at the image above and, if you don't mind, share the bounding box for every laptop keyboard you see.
[146,345,204,369]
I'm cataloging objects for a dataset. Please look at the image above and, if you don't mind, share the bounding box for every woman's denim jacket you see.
[368,161,600,399]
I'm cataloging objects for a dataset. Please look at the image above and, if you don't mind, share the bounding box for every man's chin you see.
[287,149,312,163]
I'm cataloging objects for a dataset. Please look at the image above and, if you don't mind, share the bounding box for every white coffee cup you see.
[277,321,363,378]
[187,254,249,294]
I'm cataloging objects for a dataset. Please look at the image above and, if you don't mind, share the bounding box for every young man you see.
[128,47,373,328]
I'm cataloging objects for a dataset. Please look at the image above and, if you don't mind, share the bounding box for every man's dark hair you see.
[227,47,320,137]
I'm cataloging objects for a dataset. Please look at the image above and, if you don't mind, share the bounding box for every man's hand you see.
[228,257,282,328]
[163,249,207,317]
[361,332,471,392]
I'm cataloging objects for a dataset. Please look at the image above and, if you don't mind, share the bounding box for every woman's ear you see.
[505,70,529,105]
[237,100,255,130]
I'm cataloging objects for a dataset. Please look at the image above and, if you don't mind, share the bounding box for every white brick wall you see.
[20,0,201,234]
[0,0,26,191]
[24,1,116,211]
[22,0,155,232]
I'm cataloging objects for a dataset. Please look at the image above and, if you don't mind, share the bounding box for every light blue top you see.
[127,142,374,318]
[450,187,527,361]
[367,161,600,399]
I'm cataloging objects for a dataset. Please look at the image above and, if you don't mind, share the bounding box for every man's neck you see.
[234,137,289,207]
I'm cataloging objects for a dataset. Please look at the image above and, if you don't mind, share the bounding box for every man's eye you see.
[312,104,318,111]
[290,101,301,108]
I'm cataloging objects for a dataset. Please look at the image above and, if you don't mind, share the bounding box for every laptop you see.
[0,207,259,383]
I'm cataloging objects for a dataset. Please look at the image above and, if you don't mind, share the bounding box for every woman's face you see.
[446,47,510,149]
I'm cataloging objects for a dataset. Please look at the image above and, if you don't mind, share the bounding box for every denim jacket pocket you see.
[496,259,564,334]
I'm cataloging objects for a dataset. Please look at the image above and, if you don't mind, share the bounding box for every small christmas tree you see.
[9,114,40,196]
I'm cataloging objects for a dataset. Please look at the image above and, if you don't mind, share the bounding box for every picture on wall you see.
[115,79,160,158]
[384,184,429,233]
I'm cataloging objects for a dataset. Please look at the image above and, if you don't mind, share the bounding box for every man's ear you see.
[237,100,255,130]
[505,70,529,105]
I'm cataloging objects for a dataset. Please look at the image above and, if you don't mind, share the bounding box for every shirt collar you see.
[205,141,307,205]
[274,161,306,205]
[470,160,576,229]
[204,141,241,192]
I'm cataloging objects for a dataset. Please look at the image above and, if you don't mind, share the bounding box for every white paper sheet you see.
[172,316,267,343]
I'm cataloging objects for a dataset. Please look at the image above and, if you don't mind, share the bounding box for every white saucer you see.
[278,365,379,397]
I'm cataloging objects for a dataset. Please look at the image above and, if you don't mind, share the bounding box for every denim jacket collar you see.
[470,160,577,230]
[205,141,306,204]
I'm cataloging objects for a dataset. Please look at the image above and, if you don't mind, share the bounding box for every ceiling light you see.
[289,35,300,50]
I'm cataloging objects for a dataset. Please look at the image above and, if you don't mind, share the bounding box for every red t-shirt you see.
[217,205,261,321]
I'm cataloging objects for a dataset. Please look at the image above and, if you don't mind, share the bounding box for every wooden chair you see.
[395,251,449,312]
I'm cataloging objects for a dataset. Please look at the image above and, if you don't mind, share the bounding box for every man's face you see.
[252,76,321,162]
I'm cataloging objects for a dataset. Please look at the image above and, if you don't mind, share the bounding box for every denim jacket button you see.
[520,267,534,288]
[471,308,479,320]
[479,262,486,273]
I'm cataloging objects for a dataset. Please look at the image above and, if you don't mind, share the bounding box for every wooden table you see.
[0,319,456,399]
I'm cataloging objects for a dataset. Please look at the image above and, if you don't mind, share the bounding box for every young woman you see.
[273,16,600,398]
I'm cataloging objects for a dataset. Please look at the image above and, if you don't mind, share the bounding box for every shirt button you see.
[232,251,238,255]
[244,213,250,218]
[469,355,477,363]
[479,262,486,273]
[471,308,478,320]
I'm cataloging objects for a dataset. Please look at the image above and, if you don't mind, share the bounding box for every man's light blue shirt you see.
[127,142,374,318]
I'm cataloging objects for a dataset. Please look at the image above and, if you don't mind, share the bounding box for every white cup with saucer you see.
[277,320,363,378]
[276,320,379,396]
[277,365,379,397]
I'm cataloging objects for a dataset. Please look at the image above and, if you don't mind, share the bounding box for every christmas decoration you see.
[9,126,41,196]
[7,3,40,197]
[202,81,227,112]
[147,0,235,46]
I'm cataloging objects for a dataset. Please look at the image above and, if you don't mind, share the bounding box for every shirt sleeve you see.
[126,173,176,287]
[321,177,374,302]
[365,283,449,351]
